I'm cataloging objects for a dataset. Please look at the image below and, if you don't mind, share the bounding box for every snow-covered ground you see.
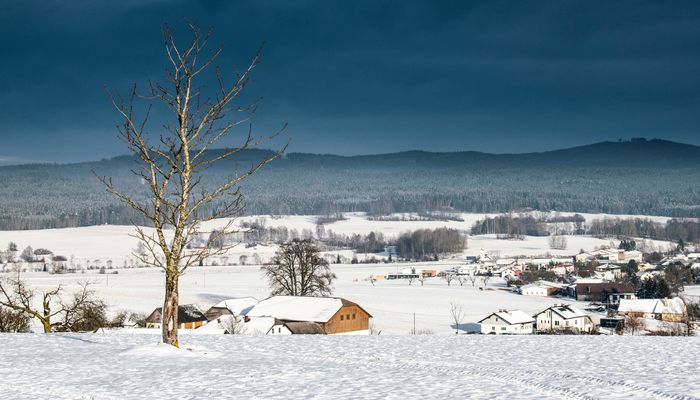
[1,333,698,400]
[0,211,676,268]
[17,264,602,335]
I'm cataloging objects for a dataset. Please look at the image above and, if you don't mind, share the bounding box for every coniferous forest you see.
[0,139,699,230]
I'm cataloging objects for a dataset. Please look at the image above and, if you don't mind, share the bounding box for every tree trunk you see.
[40,317,51,333]
[162,269,180,347]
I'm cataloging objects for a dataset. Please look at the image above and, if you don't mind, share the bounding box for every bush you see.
[0,306,31,333]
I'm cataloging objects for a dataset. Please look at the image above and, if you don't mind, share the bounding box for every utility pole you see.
[413,312,416,335]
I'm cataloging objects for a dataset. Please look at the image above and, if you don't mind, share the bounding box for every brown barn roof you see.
[575,282,635,294]
[340,298,373,318]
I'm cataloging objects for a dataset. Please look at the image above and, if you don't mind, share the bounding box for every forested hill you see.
[0,139,699,230]
[276,138,700,169]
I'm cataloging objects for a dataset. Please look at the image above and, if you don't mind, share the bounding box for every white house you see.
[533,304,594,333]
[618,298,686,322]
[479,310,534,335]
[521,284,549,296]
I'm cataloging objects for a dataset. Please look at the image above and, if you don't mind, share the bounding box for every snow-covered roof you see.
[480,310,534,325]
[243,316,279,335]
[521,283,546,290]
[618,298,686,315]
[246,296,364,323]
[536,305,589,320]
[213,297,259,316]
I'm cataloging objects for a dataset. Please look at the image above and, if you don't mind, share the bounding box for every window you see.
[501,327,506,331]
[554,321,560,326]
[492,326,495,330]
[352,314,356,319]
[340,315,344,321]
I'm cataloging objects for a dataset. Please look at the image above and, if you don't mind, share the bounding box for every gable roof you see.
[145,304,208,324]
[534,305,589,320]
[618,298,686,315]
[246,296,371,323]
[212,297,259,316]
[575,282,635,294]
[479,310,534,325]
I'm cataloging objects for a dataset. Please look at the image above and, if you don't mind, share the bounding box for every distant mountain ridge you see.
[1,138,698,170]
[276,138,700,169]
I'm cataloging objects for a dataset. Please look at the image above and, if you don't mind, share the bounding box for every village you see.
[4,240,688,337]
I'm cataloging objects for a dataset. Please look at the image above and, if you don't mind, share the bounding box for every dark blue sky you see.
[2,0,700,163]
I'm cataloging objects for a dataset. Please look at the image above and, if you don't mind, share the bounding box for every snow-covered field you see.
[17,263,596,334]
[0,212,676,268]
[1,333,698,400]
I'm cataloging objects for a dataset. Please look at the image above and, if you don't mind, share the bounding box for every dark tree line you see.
[590,217,700,243]
[395,228,465,260]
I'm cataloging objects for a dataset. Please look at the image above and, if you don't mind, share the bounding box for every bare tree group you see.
[98,24,285,346]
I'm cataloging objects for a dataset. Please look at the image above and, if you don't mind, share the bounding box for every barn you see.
[245,296,373,334]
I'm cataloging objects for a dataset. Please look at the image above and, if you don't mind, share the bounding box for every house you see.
[618,298,686,322]
[204,297,259,321]
[595,263,623,280]
[386,268,421,280]
[245,296,373,334]
[521,281,564,296]
[521,283,551,296]
[479,310,534,335]
[533,304,594,333]
[573,282,636,304]
[144,304,208,329]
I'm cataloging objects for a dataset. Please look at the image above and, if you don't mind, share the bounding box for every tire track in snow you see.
[318,354,595,400]
[320,354,697,400]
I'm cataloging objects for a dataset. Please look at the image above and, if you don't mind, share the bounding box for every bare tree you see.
[443,273,455,286]
[261,239,336,296]
[481,274,492,288]
[624,314,645,336]
[467,273,478,287]
[449,301,465,334]
[368,275,377,286]
[418,275,426,286]
[0,279,104,333]
[97,25,286,347]
[549,235,568,250]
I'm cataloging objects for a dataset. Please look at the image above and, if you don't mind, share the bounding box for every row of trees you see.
[394,228,465,260]
[590,217,700,243]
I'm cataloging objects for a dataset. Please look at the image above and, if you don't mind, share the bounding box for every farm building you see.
[573,282,636,304]
[204,297,259,321]
[618,298,687,322]
[144,304,208,329]
[479,310,534,335]
[533,304,594,333]
[521,281,563,296]
[245,296,373,334]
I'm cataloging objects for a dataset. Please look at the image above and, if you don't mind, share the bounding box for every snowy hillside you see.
[1,333,698,399]
[0,211,676,269]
